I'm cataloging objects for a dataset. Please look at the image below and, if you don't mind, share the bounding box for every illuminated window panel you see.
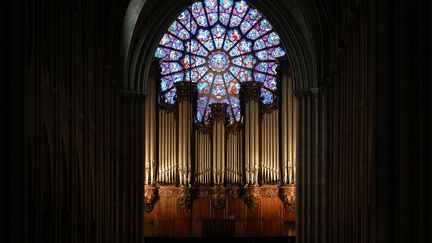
[154,0,286,123]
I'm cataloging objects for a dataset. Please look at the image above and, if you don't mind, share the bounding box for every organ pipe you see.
[261,102,280,183]
[145,78,157,185]
[195,124,211,184]
[241,82,261,185]
[227,124,242,184]
[157,105,177,184]
[176,82,193,186]
[210,103,227,185]
[282,73,288,184]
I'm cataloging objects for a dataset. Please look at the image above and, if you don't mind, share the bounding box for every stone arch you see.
[112,0,334,94]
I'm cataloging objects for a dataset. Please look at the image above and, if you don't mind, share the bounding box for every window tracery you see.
[154,0,286,124]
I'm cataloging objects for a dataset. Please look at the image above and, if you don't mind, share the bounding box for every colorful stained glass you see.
[154,47,182,61]
[205,0,218,26]
[181,55,206,69]
[261,89,274,104]
[196,29,214,51]
[255,62,278,75]
[240,9,262,34]
[209,51,230,72]
[256,47,286,61]
[230,0,248,27]
[155,0,286,123]
[160,62,182,75]
[191,2,208,27]
[254,31,280,50]
[177,10,197,34]
[159,33,184,50]
[168,21,190,40]
[232,54,256,69]
[164,88,177,104]
[219,0,233,25]
[211,24,227,49]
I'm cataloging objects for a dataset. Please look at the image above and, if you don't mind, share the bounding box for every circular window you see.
[155,0,286,123]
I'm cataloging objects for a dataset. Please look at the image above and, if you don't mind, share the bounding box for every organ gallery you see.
[143,0,296,237]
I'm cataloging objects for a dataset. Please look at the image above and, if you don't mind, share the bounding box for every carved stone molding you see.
[177,187,193,211]
[175,82,195,102]
[241,81,262,103]
[144,186,159,213]
[210,103,228,123]
[279,185,296,212]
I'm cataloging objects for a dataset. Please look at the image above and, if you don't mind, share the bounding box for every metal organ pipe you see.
[272,111,276,181]
[241,82,261,185]
[210,103,227,186]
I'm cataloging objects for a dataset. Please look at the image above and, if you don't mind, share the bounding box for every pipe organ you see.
[145,77,296,188]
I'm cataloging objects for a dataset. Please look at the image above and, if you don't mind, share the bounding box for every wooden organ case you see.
[144,65,296,237]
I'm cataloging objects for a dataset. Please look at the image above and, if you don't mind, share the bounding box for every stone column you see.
[241,82,261,185]
[176,82,194,186]
[210,103,227,186]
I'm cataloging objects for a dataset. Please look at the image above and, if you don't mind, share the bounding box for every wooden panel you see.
[149,186,293,237]
[262,219,282,236]
[262,196,281,219]
[227,197,245,220]
[193,197,211,220]
[245,220,262,237]
[246,199,261,219]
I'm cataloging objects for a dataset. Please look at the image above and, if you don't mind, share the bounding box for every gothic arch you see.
[113,0,334,94]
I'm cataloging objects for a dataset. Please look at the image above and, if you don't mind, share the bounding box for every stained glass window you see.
[155,0,286,124]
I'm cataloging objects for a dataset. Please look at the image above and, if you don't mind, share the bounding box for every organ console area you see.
[144,67,296,237]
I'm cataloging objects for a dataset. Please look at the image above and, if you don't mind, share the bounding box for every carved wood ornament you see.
[144,186,159,213]
[279,186,296,212]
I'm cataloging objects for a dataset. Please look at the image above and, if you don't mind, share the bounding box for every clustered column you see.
[211,103,227,186]
[176,82,193,186]
[241,82,261,186]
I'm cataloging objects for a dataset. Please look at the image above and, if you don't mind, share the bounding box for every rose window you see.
[154,0,286,124]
